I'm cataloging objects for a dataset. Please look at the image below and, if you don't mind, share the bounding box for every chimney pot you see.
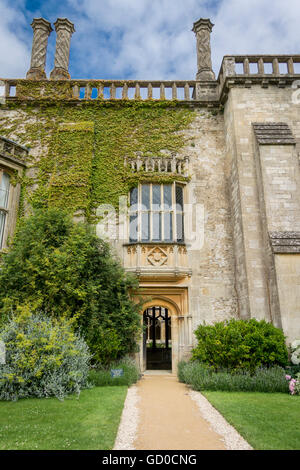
[26,18,53,80]
[192,18,215,81]
[50,18,75,80]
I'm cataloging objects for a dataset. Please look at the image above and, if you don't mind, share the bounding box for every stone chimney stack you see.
[192,18,215,81]
[26,18,53,80]
[50,18,75,80]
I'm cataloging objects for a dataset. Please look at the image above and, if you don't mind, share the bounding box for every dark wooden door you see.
[143,307,172,370]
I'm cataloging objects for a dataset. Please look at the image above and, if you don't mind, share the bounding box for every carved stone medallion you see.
[147,246,168,266]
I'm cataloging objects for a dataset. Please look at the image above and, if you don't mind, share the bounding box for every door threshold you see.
[143,370,174,375]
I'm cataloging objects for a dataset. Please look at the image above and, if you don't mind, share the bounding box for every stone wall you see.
[1,80,299,348]
[1,16,299,367]
[184,109,238,336]
[225,84,300,341]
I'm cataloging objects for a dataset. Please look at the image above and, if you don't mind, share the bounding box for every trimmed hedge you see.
[178,361,289,393]
[192,319,288,373]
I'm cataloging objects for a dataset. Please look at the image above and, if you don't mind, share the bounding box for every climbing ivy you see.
[0,97,200,220]
[31,121,95,213]
[16,81,74,100]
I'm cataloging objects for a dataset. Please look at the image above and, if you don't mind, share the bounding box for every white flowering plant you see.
[291,340,300,365]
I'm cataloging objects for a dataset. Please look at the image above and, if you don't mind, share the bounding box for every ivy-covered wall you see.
[0,99,196,221]
[0,88,241,346]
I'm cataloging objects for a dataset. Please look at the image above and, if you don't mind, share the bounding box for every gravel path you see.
[113,385,140,450]
[189,390,253,450]
[113,374,252,450]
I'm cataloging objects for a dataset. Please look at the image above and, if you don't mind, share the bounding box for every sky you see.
[1,0,300,80]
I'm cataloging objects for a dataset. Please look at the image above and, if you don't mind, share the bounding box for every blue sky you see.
[1,0,300,80]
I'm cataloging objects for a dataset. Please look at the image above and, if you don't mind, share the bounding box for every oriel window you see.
[129,183,185,243]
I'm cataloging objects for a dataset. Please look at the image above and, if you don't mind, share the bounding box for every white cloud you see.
[66,0,209,79]
[1,0,300,79]
[212,0,300,75]
[0,0,31,78]
[67,0,300,79]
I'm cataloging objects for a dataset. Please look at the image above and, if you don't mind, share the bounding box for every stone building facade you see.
[0,17,299,372]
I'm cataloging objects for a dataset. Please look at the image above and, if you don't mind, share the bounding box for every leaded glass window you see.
[0,171,10,248]
[129,183,184,243]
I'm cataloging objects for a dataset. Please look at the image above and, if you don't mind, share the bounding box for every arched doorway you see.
[139,291,188,374]
[143,306,172,370]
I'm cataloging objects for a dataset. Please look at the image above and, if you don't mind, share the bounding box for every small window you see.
[0,171,10,248]
[129,183,185,243]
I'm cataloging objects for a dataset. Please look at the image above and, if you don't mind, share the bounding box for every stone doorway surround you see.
[137,286,192,374]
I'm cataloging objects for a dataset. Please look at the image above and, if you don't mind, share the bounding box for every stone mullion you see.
[172,182,176,243]
[149,184,153,242]
[161,184,164,242]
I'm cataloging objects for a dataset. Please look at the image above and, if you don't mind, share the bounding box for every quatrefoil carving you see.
[147,246,168,266]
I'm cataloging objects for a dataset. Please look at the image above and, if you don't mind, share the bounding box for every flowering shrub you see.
[290,340,300,365]
[285,373,300,395]
[0,306,91,401]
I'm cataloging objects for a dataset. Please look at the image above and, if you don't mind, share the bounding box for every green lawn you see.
[203,391,300,450]
[0,386,127,450]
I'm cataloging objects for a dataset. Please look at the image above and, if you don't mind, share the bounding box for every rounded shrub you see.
[192,318,288,373]
[0,306,91,401]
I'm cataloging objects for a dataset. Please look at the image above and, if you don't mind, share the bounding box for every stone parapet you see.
[0,136,28,165]
[5,53,300,104]
[124,243,192,280]
[0,78,211,103]
[124,153,189,177]
[218,55,300,103]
